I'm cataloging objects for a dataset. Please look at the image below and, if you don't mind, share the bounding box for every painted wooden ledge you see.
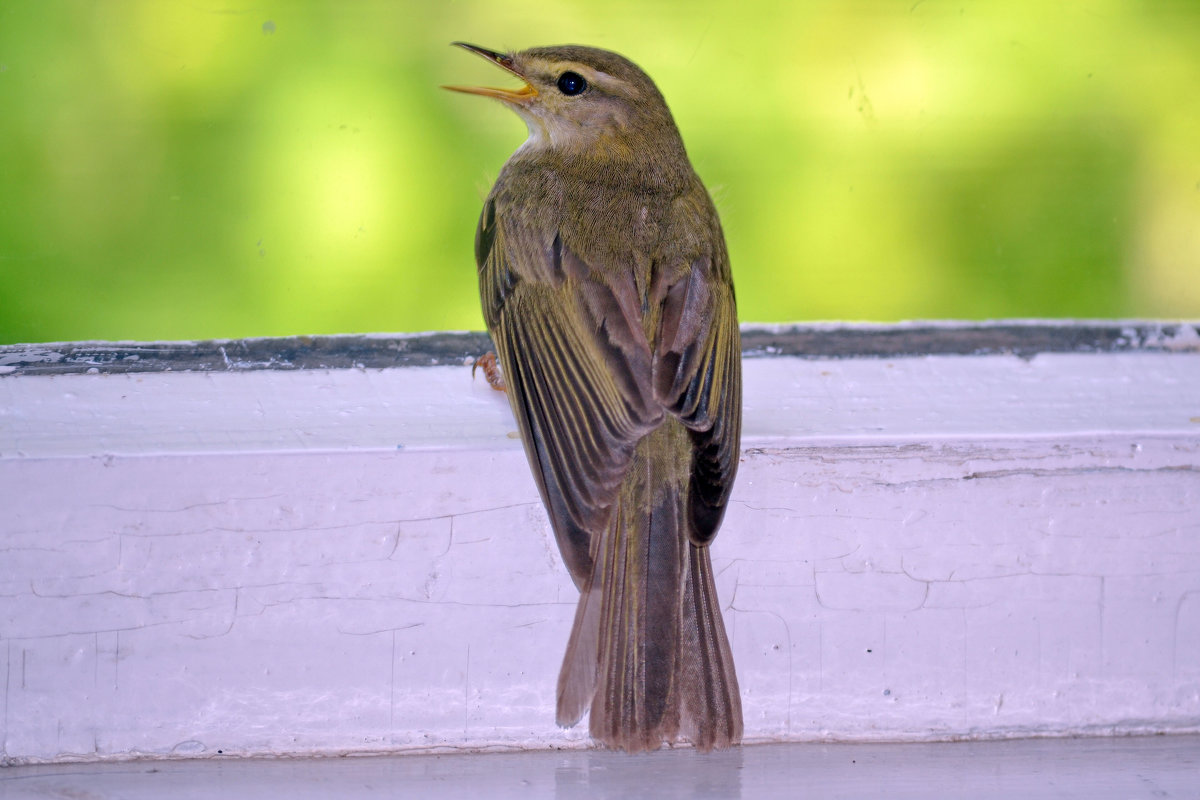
[1,321,1198,765]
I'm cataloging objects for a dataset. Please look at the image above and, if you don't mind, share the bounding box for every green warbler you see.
[446,43,742,753]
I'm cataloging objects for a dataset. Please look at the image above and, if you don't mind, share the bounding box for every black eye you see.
[556,71,587,96]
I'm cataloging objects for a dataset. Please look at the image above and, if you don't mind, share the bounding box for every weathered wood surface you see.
[2,322,1198,764]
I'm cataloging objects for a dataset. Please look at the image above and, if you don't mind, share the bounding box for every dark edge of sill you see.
[1,321,1197,377]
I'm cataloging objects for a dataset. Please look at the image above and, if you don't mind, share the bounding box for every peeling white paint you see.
[1,350,1198,764]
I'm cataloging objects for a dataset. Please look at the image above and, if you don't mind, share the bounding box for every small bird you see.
[445,43,742,752]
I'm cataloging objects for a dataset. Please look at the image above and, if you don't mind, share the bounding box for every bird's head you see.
[444,43,687,166]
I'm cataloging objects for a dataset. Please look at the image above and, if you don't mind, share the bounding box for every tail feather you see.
[678,543,742,751]
[590,462,684,751]
[556,580,600,727]
[555,424,741,752]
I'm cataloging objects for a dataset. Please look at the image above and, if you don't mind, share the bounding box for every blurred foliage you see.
[1,0,1198,344]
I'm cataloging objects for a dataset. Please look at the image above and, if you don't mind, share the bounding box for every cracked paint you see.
[1,353,1199,763]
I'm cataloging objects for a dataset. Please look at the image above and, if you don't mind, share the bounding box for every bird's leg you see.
[472,351,507,392]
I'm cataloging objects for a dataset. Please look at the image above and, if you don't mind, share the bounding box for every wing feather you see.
[653,192,742,546]
[478,196,662,585]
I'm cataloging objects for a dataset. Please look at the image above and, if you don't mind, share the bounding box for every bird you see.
[445,42,742,753]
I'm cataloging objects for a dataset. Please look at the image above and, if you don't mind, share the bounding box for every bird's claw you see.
[472,351,506,392]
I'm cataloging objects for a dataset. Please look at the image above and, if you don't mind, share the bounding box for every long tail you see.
[555,424,741,752]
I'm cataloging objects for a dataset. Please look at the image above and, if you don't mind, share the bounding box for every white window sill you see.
[2,321,1198,765]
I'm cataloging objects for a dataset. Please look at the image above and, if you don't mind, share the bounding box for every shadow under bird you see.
[445,42,743,752]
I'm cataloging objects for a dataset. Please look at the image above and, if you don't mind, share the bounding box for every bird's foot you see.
[472,351,506,392]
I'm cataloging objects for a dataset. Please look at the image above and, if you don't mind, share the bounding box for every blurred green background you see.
[1,1,1198,345]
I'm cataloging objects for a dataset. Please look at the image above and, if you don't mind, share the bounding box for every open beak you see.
[443,42,538,104]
